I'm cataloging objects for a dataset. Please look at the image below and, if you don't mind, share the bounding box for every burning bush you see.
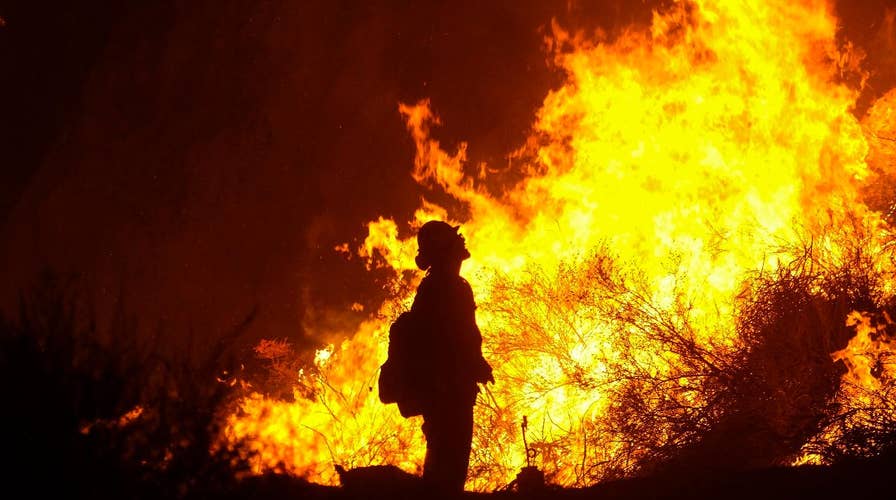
[800,310,896,463]
[478,216,896,484]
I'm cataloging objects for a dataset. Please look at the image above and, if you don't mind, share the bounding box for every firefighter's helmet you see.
[415,220,462,270]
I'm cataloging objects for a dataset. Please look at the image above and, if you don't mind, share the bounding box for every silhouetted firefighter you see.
[379,220,493,494]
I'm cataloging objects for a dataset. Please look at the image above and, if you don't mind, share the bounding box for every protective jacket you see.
[411,271,492,406]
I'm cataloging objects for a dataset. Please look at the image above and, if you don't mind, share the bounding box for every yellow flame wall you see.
[225,0,895,490]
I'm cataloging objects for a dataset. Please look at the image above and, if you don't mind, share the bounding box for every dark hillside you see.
[227,456,896,500]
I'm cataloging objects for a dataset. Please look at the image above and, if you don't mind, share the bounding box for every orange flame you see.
[834,311,896,389]
[225,0,895,490]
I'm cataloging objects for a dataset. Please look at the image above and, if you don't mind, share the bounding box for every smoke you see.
[1,0,893,365]
[0,1,552,362]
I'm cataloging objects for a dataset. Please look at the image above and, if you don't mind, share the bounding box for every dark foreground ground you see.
[230,453,896,500]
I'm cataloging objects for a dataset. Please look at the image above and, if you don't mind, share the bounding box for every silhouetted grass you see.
[0,271,254,499]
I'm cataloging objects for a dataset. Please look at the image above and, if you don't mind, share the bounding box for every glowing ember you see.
[80,406,145,435]
[224,0,895,490]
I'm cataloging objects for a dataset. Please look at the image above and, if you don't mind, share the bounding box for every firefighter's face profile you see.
[454,232,471,261]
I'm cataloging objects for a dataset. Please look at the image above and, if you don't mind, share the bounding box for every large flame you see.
[224,0,895,491]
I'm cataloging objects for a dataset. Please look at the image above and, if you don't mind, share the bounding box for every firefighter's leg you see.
[422,400,475,493]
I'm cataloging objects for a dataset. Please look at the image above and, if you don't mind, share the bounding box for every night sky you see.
[2,1,894,361]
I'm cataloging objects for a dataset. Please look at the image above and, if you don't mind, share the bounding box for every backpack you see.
[378,310,427,417]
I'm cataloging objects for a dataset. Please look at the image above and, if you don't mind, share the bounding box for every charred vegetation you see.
[0,271,255,499]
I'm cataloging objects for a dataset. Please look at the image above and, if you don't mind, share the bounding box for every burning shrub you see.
[249,338,309,400]
[479,217,896,484]
[663,252,856,474]
[799,309,896,463]
[480,245,737,484]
